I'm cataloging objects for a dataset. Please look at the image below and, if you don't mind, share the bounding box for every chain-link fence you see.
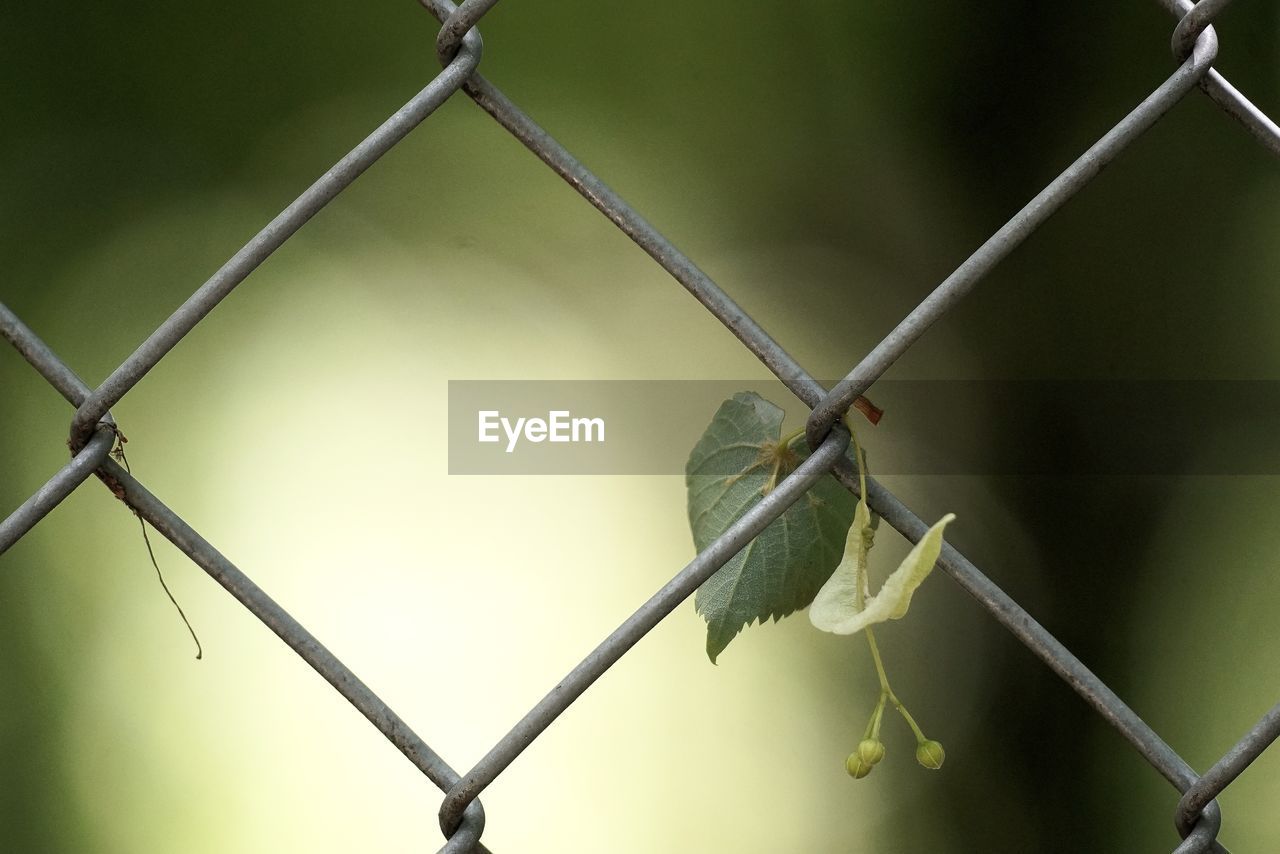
[2,0,1278,851]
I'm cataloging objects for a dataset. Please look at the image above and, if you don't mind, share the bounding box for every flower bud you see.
[846,752,873,779]
[857,738,886,766]
[915,739,945,770]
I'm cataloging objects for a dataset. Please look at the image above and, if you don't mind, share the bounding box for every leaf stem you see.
[778,425,806,449]
[865,626,927,743]
[862,696,884,741]
[866,625,892,695]
[844,415,867,505]
[894,698,928,744]
[871,692,887,740]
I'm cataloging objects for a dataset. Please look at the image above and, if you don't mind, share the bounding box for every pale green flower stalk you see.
[810,423,952,778]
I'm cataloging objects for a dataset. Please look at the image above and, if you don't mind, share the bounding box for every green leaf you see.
[686,392,857,662]
[809,513,956,636]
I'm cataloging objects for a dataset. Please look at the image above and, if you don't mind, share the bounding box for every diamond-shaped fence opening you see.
[2,1,1278,852]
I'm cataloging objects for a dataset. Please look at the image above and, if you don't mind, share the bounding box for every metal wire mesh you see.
[3,0,1279,851]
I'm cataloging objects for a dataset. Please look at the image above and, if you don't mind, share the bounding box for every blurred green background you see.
[2,1,1278,851]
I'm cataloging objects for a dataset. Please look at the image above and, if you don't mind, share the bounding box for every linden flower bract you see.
[809,513,956,636]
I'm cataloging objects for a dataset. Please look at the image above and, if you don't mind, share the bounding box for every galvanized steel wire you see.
[3,1,1278,851]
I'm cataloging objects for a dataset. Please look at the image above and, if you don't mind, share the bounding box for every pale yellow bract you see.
[810,513,955,635]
